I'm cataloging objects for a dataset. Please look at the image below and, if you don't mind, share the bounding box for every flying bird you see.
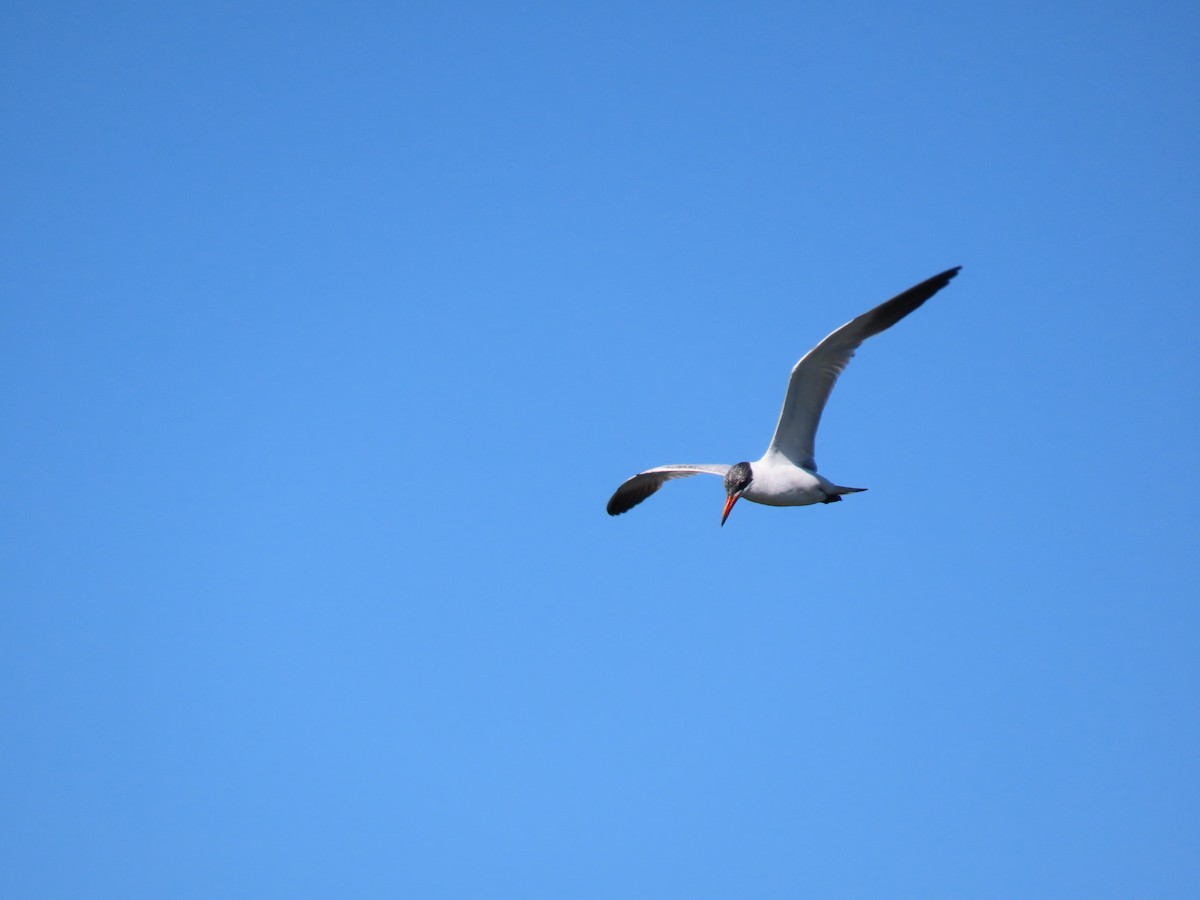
[607,267,961,526]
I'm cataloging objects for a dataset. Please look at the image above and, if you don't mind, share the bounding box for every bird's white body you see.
[739,451,833,507]
[606,267,961,525]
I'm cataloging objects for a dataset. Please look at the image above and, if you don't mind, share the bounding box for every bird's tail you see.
[821,485,867,504]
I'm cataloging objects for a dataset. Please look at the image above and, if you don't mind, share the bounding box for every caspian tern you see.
[607,267,961,526]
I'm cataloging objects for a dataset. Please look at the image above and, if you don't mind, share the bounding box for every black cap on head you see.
[724,462,752,496]
[721,462,752,526]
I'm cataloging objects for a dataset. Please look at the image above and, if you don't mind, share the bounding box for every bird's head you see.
[722,462,753,526]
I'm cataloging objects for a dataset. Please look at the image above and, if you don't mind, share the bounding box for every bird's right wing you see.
[606,464,731,516]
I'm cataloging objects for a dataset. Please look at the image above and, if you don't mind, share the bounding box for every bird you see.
[606,266,961,526]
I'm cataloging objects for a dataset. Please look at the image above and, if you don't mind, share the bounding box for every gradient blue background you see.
[4,2,1198,897]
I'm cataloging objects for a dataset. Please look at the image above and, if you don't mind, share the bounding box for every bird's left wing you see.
[606,464,731,516]
[766,267,961,470]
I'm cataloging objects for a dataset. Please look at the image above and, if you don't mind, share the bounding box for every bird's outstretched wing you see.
[606,464,731,516]
[766,267,961,471]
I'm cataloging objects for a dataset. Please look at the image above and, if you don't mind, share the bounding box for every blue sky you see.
[3,2,1198,897]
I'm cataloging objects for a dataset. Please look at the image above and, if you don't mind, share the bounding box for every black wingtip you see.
[606,482,654,516]
[929,265,962,288]
[861,265,963,338]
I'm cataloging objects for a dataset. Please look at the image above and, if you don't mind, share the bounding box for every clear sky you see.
[3,2,1198,897]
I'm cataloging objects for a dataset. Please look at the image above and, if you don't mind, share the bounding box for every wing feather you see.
[766,267,961,470]
[606,464,731,516]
